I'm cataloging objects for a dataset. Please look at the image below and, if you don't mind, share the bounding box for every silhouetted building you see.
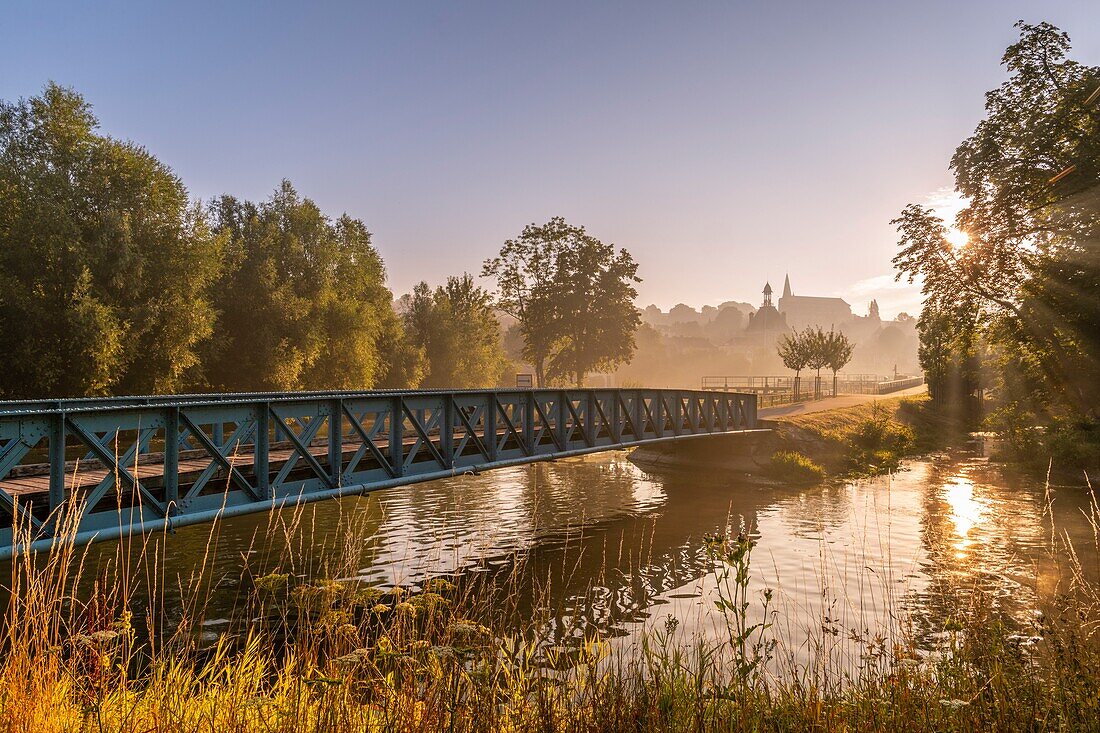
[778,274,852,330]
[746,282,789,332]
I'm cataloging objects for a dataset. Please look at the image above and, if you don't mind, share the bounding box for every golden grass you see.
[0,461,1099,731]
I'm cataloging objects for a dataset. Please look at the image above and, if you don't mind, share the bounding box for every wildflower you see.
[395,602,417,618]
[423,578,457,595]
[254,572,290,594]
[331,648,371,671]
[90,629,121,643]
[410,592,449,611]
[447,620,492,646]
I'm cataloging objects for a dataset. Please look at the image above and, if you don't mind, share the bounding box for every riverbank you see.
[631,389,948,480]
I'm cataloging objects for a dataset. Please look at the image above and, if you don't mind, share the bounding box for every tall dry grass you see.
[1,468,1099,731]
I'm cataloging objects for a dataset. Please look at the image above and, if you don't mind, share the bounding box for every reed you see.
[1,467,1099,731]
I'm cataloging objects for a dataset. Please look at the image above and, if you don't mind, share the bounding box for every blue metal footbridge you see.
[0,388,759,557]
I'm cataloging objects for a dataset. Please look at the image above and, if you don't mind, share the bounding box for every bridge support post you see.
[611,393,621,442]
[255,404,270,500]
[164,407,179,509]
[442,395,454,467]
[587,392,596,445]
[486,393,497,461]
[48,414,66,513]
[390,396,404,477]
[558,391,569,449]
[654,390,664,437]
[328,399,342,487]
[524,393,534,454]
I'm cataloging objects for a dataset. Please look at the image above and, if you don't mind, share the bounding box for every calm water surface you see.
[79,445,1100,662]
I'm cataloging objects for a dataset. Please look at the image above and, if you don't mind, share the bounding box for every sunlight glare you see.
[945,228,969,249]
[944,476,984,557]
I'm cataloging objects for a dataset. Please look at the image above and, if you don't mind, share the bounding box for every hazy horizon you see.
[4,0,1097,319]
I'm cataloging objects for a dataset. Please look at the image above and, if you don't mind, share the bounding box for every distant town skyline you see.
[3,1,1097,319]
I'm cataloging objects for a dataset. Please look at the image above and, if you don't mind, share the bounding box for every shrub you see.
[845,408,915,472]
[769,451,825,484]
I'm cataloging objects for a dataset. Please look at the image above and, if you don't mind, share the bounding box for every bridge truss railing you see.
[0,388,757,556]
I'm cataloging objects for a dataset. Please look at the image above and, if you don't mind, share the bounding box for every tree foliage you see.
[777,327,852,397]
[0,84,223,397]
[402,275,508,389]
[777,331,811,396]
[204,182,401,392]
[893,21,1100,421]
[822,330,855,379]
[483,217,641,387]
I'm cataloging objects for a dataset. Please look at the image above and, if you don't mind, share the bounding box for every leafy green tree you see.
[484,217,641,388]
[0,84,223,397]
[402,274,508,388]
[544,229,641,387]
[481,219,567,386]
[893,22,1100,420]
[803,327,831,398]
[205,182,399,391]
[916,299,983,414]
[777,331,811,399]
[822,330,855,397]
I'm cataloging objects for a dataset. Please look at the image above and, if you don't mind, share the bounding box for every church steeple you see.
[762,281,773,306]
[782,274,792,299]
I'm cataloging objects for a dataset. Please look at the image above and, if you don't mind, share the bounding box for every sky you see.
[2,1,1098,318]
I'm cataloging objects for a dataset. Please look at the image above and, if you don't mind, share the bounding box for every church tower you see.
[747,281,788,333]
[782,274,792,299]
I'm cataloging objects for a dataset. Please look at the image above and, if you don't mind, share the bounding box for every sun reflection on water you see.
[944,476,985,557]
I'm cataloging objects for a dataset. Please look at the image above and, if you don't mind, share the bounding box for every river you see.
[75,442,1100,671]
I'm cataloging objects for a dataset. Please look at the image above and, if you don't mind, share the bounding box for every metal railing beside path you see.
[702,374,925,407]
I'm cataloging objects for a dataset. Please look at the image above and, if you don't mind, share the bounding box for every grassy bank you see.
[764,395,966,480]
[3,480,1100,732]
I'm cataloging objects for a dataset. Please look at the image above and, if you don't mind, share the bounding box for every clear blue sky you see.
[2,1,1097,317]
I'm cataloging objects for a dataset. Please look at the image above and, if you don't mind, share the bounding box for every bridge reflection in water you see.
[0,388,760,557]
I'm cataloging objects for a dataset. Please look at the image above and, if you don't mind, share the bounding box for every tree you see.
[822,330,855,397]
[205,182,400,391]
[402,275,508,388]
[916,298,983,413]
[703,306,745,343]
[777,331,811,399]
[892,21,1100,420]
[0,84,224,398]
[484,217,641,387]
[805,327,830,398]
[481,220,563,386]
[542,226,642,387]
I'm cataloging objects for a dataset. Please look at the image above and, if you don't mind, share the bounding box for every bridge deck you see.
[0,388,759,557]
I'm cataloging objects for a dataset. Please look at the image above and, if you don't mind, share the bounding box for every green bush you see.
[845,408,915,472]
[769,451,825,484]
[1045,420,1100,478]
